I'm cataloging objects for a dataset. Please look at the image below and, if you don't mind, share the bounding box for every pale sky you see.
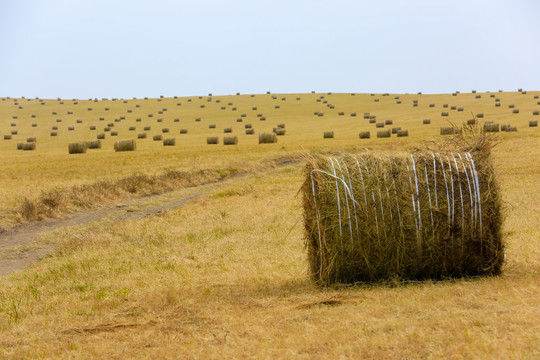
[1,0,538,99]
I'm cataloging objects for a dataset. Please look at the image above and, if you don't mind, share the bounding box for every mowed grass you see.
[0,91,539,358]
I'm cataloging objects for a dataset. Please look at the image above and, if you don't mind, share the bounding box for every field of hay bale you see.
[1,91,539,358]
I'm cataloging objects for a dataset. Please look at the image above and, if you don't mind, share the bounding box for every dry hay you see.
[180,129,188,134]
[138,133,147,139]
[259,133,277,144]
[207,136,219,144]
[377,129,391,138]
[4,134,12,140]
[97,133,105,140]
[68,142,87,154]
[484,123,500,132]
[423,119,431,125]
[22,142,36,151]
[163,138,176,146]
[397,129,409,137]
[303,130,503,285]
[153,135,163,141]
[26,137,36,143]
[114,139,136,152]
[17,142,23,150]
[275,128,286,136]
[223,136,238,145]
[529,120,538,127]
[245,129,255,135]
[224,128,233,133]
[324,131,334,139]
[85,140,102,149]
[359,131,370,139]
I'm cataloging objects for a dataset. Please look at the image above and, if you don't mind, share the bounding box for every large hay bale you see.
[163,138,176,146]
[259,133,277,144]
[22,142,36,151]
[359,131,370,139]
[114,139,136,152]
[223,136,238,145]
[376,129,391,138]
[68,142,87,154]
[303,149,503,285]
[207,136,219,144]
[324,131,334,139]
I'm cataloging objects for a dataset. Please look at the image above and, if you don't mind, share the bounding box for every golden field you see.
[0,91,539,358]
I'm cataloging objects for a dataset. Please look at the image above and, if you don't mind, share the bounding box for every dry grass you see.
[0,92,539,358]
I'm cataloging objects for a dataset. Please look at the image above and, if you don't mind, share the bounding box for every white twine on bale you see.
[465,152,483,237]
[446,155,456,228]
[361,158,381,240]
[464,154,478,232]
[388,161,403,229]
[437,153,451,226]
[410,154,423,255]
[424,158,435,231]
[339,158,360,234]
[353,157,369,220]
[405,161,421,251]
[374,161,388,240]
[334,158,354,242]
[451,154,466,244]
[432,153,438,208]
[328,158,343,247]
[458,153,475,237]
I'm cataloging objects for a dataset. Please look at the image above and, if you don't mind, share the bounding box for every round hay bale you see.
[457,107,464,111]
[476,113,484,118]
[245,124,252,129]
[32,123,37,127]
[195,118,201,122]
[236,118,243,123]
[423,119,431,125]
[22,142,36,151]
[443,104,448,108]
[51,132,58,137]
[441,112,449,117]
[174,118,180,123]
[275,128,286,136]
[508,104,514,108]
[277,123,285,129]
[143,126,151,131]
[303,150,504,285]
[338,112,345,116]
[223,136,238,145]
[114,139,136,152]
[207,136,219,144]
[512,109,519,114]
[90,125,96,130]
[129,126,136,131]
[85,140,102,149]
[495,103,501,107]
[138,133,147,139]
[163,138,176,146]
[351,112,357,117]
[385,120,393,125]
[209,124,216,129]
[245,129,255,135]
[533,111,539,116]
[440,127,457,135]
[162,128,169,133]
[500,124,508,132]
[359,131,370,139]
[157,119,163,122]
[11,130,18,135]
[396,101,402,104]
[377,129,391,138]
[429,104,435,107]
[317,113,323,117]
[26,137,36,143]
[68,143,87,154]
[97,133,105,139]
[68,126,75,131]
[4,135,12,140]
[17,142,23,150]
[397,129,409,137]
[180,129,188,134]
[76,119,83,123]
[529,121,538,127]
[259,133,277,144]
[375,122,384,128]
[391,127,401,134]
[369,118,376,124]
[451,106,457,110]
[275,105,280,109]
[475,95,481,99]
[323,131,334,139]
[224,128,232,133]
[111,131,118,136]
[153,135,163,141]
[467,119,476,125]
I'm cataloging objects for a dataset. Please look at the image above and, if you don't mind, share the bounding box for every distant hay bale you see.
[443,104,448,108]
[476,113,484,118]
[163,138,176,146]
[209,124,216,129]
[529,121,538,127]
[374,99,379,102]
[472,90,477,93]
[157,118,163,122]
[385,120,393,125]
[11,130,18,135]
[236,118,243,122]
[277,123,285,129]
[143,126,151,131]
[323,131,334,139]
[391,127,401,134]
[275,105,280,109]
[223,136,238,145]
[22,142,36,151]
[4,135,12,140]
[508,104,514,108]
[467,119,476,125]
[206,135,220,145]
[111,131,118,136]
[245,124,252,129]
[338,112,344,116]
[512,109,519,114]
[377,129,391,138]
[195,118,201,122]
[153,135,163,141]
[533,111,539,116]
[303,149,504,285]
[397,129,409,137]
[245,129,255,135]
[180,129,188,134]
[97,133,105,139]
[138,133,147,139]
[129,126,136,131]
[484,123,500,132]
[423,119,431,125]
[90,125,96,130]
[359,131,370,139]
[259,133,277,144]
[317,113,323,117]
[114,139,136,152]
[500,124,508,131]
[85,140,102,149]
[441,112,449,116]
[51,132,58,136]
[26,137,36,143]
[376,122,384,128]
[17,143,23,150]
[68,143,87,154]
[252,107,258,110]
[429,104,435,107]
[475,95,481,99]
[32,123,37,127]
[224,128,232,133]
[56,119,62,122]
[351,112,357,117]
[451,106,456,110]
[162,128,169,133]
[495,103,501,107]
[396,101,402,104]
[275,129,286,136]
[458,107,464,111]
[369,118,376,124]
[440,127,459,135]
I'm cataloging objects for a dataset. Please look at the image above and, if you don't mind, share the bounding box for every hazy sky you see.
[1,0,538,99]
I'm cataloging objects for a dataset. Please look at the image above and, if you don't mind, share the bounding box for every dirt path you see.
[0,185,212,276]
